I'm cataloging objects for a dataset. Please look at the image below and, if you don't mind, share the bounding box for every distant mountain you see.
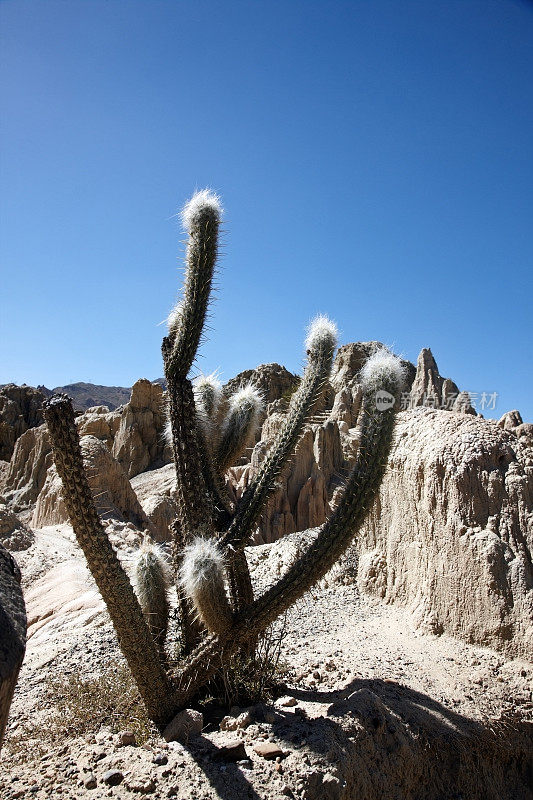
[1,380,164,412]
[41,382,134,411]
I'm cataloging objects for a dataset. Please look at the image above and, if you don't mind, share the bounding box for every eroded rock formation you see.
[111,379,169,478]
[0,425,52,512]
[408,348,476,414]
[130,464,177,542]
[0,385,46,462]
[357,408,533,658]
[224,363,299,405]
[33,435,153,533]
[0,504,33,552]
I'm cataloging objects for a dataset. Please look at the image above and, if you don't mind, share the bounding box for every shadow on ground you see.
[183,677,532,800]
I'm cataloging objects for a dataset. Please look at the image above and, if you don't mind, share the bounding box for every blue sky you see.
[1,0,532,420]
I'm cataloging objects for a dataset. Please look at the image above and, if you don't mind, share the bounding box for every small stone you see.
[236,759,253,770]
[221,710,253,731]
[103,770,124,786]
[153,753,168,766]
[115,730,136,747]
[84,774,97,789]
[163,708,203,743]
[218,738,247,762]
[253,742,286,760]
[126,776,156,794]
[220,715,238,732]
[325,660,336,671]
[29,786,39,793]
[275,696,297,708]
[312,670,321,679]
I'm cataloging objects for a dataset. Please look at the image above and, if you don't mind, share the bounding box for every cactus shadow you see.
[183,735,263,800]
[266,677,532,797]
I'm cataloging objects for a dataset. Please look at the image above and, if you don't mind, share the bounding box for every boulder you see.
[130,464,177,541]
[498,410,523,430]
[112,379,168,478]
[33,435,153,532]
[357,408,533,658]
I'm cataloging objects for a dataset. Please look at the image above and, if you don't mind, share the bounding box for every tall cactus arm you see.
[246,348,405,625]
[165,190,222,381]
[169,349,405,709]
[164,366,214,541]
[163,191,223,541]
[43,396,175,727]
[219,315,338,551]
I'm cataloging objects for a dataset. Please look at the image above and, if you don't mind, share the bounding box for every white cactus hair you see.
[179,537,226,597]
[359,347,406,396]
[179,537,233,634]
[193,372,223,416]
[305,314,338,355]
[133,538,172,583]
[181,188,223,232]
[225,383,264,427]
[163,414,173,448]
[167,299,183,336]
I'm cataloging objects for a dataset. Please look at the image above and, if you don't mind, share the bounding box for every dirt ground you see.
[1,526,532,800]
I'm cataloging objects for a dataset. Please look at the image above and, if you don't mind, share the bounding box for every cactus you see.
[44,189,406,728]
[133,540,171,657]
[215,384,263,474]
[179,539,233,634]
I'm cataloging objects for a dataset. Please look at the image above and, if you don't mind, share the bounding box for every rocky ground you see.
[1,526,531,800]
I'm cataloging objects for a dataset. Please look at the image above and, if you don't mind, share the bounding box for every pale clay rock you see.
[76,406,121,449]
[408,348,475,414]
[112,379,169,478]
[130,463,177,541]
[32,435,153,532]
[0,503,33,551]
[1,424,52,511]
[0,384,46,461]
[357,407,533,658]
[498,409,523,430]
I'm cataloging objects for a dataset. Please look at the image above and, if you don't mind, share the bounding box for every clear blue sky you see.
[1,0,532,420]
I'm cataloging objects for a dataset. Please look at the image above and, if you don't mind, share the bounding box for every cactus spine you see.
[44,189,405,728]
